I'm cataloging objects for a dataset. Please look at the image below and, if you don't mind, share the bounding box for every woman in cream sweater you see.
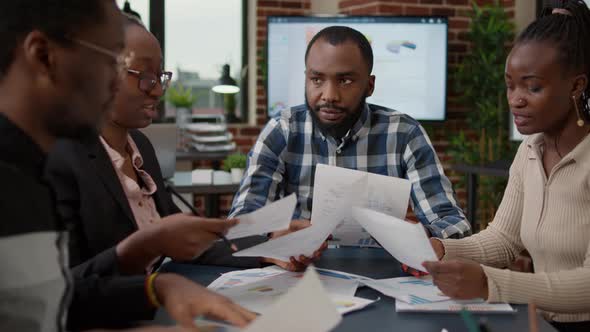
[423,1,590,331]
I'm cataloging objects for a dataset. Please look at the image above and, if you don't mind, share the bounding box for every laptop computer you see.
[139,124,177,180]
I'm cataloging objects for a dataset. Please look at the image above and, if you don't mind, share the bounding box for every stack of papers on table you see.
[356,275,515,314]
[198,267,343,332]
[361,276,450,304]
[208,266,287,291]
[209,266,377,315]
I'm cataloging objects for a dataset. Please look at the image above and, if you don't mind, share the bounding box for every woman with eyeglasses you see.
[45,14,322,327]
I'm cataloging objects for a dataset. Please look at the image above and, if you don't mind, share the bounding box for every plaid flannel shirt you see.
[229,103,471,239]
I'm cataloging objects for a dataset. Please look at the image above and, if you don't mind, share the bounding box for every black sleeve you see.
[71,247,120,277]
[46,142,156,330]
[67,275,155,330]
[189,235,268,268]
[45,141,120,276]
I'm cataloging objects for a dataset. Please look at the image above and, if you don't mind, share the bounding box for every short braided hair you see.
[517,0,590,121]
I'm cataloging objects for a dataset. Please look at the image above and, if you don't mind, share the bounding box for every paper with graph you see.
[210,266,378,316]
[352,207,437,272]
[226,194,296,240]
[196,267,343,332]
[209,266,372,293]
[361,276,449,304]
[207,266,287,291]
[214,264,374,315]
[213,268,358,311]
[242,267,342,331]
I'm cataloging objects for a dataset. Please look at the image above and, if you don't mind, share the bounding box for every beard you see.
[306,94,367,140]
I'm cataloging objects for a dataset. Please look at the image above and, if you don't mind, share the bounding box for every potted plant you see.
[448,0,517,229]
[223,153,247,183]
[166,82,196,124]
[166,82,196,148]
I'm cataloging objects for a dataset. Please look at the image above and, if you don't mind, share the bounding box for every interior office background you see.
[118,0,584,217]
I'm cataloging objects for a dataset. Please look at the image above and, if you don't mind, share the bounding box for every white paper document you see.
[395,298,516,313]
[243,267,342,332]
[214,268,359,314]
[195,267,343,332]
[352,207,437,272]
[208,266,364,297]
[232,175,362,261]
[226,194,296,240]
[314,164,412,247]
[207,266,286,291]
[331,295,378,315]
[361,276,449,304]
[315,268,375,284]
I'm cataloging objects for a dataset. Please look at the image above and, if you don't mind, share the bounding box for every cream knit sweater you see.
[441,133,590,323]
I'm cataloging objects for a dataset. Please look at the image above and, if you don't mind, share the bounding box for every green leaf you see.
[166,82,197,108]
[222,153,247,172]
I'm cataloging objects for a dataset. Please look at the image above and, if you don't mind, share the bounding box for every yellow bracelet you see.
[146,272,161,308]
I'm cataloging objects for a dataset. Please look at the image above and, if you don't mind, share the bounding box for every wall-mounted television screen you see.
[267,16,448,121]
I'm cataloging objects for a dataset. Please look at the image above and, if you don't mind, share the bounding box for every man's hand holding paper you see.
[261,219,329,271]
[232,172,363,263]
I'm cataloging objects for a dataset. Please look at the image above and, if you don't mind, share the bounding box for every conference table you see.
[155,247,557,332]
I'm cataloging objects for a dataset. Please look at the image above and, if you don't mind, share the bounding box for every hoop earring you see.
[573,95,585,127]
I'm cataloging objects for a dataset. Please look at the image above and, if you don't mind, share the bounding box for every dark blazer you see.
[45,130,266,326]
[46,130,266,273]
[1,115,153,331]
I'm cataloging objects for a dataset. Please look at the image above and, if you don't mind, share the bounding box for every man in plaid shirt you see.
[230,26,471,240]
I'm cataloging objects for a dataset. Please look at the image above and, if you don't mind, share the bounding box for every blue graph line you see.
[317,270,352,280]
[235,272,275,278]
[399,280,433,286]
[409,294,433,305]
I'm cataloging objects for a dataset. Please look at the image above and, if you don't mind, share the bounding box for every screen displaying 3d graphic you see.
[267,16,448,121]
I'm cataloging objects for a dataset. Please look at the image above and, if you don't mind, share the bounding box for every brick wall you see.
[212,0,515,217]
[210,0,312,215]
[228,0,312,154]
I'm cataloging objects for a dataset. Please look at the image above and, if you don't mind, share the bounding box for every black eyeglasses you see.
[127,69,173,93]
[70,38,133,80]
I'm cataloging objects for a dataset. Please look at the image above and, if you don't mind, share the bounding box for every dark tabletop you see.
[155,247,557,332]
